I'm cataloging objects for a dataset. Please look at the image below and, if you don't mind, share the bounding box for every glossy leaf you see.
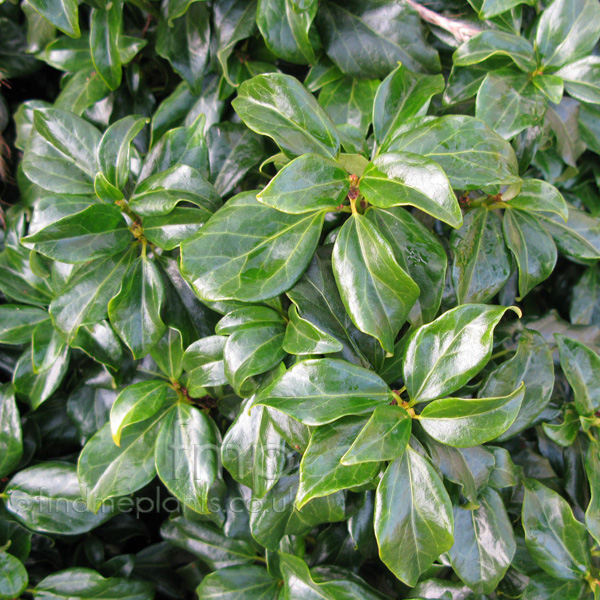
[503,209,557,299]
[375,447,454,586]
[0,305,50,345]
[197,565,279,600]
[182,336,228,393]
[555,334,600,416]
[155,402,218,513]
[505,179,568,221]
[535,0,600,68]
[340,404,411,465]
[232,73,340,158]
[450,209,511,305]
[360,152,462,228]
[297,416,379,508]
[21,204,130,264]
[110,380,171,446]
[384,115,520,190]
[448,487,516,593]
[479,328,554,439]
[257,153,349,214]
[332,214,420,353]
[5,462,114,534]
[27,0,79,37]
[317,0,440,78]
[419,383,525,447]
[181,192,324,302]
[255,358,392,425]
[0,552,28,599]
[404,304,520,402]
[283,304,343,355]
[522,479,591,579]
[557,57,600,104]
[90,2,122,91]
[373,64,444,148]
[33,569,153,600]
[0,384,23,478]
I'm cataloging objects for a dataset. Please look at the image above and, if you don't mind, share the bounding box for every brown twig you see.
[405,0,482,44]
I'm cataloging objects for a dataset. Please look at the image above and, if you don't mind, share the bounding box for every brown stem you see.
[405,0,482,44]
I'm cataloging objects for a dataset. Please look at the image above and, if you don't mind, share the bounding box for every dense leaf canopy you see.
[1,0,600,598]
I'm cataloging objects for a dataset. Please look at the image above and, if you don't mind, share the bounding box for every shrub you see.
[1,0,600,598]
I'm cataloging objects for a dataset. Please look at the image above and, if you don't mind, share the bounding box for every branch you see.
[405,0,482,44]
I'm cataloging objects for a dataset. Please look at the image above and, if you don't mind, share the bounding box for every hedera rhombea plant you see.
[1,0,600,598]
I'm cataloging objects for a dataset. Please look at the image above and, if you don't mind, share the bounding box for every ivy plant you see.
[1,0,600,598]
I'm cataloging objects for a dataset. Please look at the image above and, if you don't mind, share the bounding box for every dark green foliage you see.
[1,0,600,598]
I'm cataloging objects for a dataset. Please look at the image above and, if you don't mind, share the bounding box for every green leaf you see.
[31,320,66,373]
[0,551,28,599]
[283,304,343,355]
[585,447,600,545]
[232,73,340,159]
[404,304,520,403]
[221,398,287,498]
[297,416,379,508]
[505,179,568,221]
[453,30,536,72]
[13,345,70,409]
[332,214,420,353]
[476,68,547,139]
[130,164,221,217]
[21,204,130,264]
[255,358,392,425]
[78,406,172,512]
[33,569,153,600]
[448,488,516,594]
[155,403,218,513]
[375,446,454,587]
[557,57,600,104]
[522,574,586,600]
[224,322,286,397]
[450,209,512,305]
[49,247,136,343]
[181,192,324,302]
[532,73,564,104]
[317,0,440,78]
[151,327,184,379]
[419,383,525,447]
[0,384,23,478]
[0,305,50,344]
[318,77,379,136]
[142,208,209,251]
[479,328,554,439]
[32,108,101,178]
[473,0,534,18]
[156,2,210,95]
[366,207,447,326]
[90,2,122,91]
[110,380,171,446]
[360,152,462,228]
[555,334,600,416]
[287,247,386,369]
[384,115,520,190]
[5,462,114,534]
[27,0,79,37]
[98,116,148,189]
[546,99,586,167]
[503,209,557,299]
[257,154,349,214]
[257,0,318,64]
[535,0,600,69]
[538,205,600,262]
[522,479,591,580]
[197,565,279,600]
[214,0,258,87]
[108,256,166,359]
[542,405,580,447]
[340,404,411,465]
[373,64,444,148]
[161,516,258,569]
[182,336,228,394]
[279,552,385,599]
[207,122,265,197]
[570,265,600,326]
